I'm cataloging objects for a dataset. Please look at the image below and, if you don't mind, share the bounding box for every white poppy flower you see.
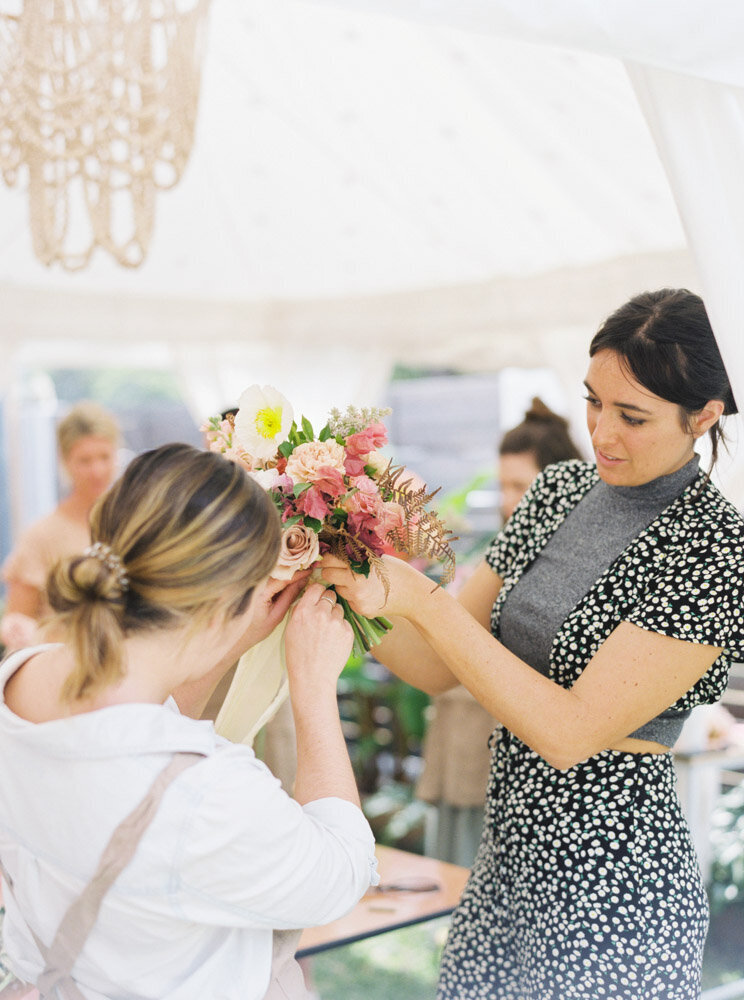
[233,385,294,463]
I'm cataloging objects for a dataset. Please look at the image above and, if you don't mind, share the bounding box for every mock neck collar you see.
[604,453,700,502]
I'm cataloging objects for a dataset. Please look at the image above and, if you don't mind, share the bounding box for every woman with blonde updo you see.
[1,400,121,652]
[0,443,375,1000]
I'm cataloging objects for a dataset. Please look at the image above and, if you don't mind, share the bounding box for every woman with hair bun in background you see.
[1,401,121,652]
[498,397,583,521]
[417,397,583,867]
[0,442,376,1000]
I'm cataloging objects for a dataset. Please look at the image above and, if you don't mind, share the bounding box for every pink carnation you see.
[342,476,381,516]
[285,440,346,484]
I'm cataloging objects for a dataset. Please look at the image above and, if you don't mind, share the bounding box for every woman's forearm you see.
[370,615,459,694]
[403,582,719,770]
[291,693,360,807]
[408,586,579,762]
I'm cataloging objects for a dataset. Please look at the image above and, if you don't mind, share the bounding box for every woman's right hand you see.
[284,583,353,698]
[321,553,426,619]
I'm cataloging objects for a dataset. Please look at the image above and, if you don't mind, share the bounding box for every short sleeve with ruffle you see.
[623,508,744,662]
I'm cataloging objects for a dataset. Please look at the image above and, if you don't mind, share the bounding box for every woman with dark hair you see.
[0,443,376,1000]
[324,288,744,999]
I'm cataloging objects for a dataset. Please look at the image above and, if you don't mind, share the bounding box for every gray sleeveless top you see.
[498,455,701,746]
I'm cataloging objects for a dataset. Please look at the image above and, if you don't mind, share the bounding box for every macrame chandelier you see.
[0,0,211,270]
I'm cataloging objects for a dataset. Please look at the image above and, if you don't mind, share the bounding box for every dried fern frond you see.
[376,463,442,513]
[387,510,458,585]
[376,464,458,584]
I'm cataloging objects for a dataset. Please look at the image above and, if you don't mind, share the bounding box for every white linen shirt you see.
[0,646,377,1000]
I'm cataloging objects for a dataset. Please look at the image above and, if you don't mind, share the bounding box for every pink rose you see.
[273,523,321,579]
[285,440,346,484]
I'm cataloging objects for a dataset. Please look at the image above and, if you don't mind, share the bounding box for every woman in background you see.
[416,399,582,866]
[1,400,120,651]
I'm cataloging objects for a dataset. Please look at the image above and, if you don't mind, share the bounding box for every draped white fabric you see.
[1,0,743,503]
[318,0,744,422]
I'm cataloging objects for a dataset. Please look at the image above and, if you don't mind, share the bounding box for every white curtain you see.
[314,0,744,428]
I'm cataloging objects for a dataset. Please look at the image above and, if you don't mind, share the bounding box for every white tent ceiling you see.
[1,0,742,501]
[0,3,689,300]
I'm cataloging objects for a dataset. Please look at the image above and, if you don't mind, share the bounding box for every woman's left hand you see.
[240,569,313,650]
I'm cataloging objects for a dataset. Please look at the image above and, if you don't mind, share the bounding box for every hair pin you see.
[83,541,129,592]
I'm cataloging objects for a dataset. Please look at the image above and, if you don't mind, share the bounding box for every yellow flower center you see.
[254,406,282,439]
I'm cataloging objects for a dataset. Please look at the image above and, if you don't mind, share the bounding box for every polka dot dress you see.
[438,728,707,999]
[437,462,744,1000]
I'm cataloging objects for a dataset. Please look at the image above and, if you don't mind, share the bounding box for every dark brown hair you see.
[589,288,737,468]
[499,397,582,471]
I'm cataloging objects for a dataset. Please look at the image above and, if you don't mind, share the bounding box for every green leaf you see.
[283,514,302,528]
[350,560,371,577]
[293,481,312,497]
[318,423,332,441]
[303,516,322,533]
[278,441,294,459]
[301,415,315,440]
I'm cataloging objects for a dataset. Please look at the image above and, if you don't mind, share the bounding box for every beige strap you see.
[2,752,203,999]
[261,930,311,1000]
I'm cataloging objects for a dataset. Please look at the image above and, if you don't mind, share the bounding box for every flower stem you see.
[336,596,393,657]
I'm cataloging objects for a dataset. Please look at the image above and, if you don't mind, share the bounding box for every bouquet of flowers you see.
[204,384,456,658]
[202,384,455,747]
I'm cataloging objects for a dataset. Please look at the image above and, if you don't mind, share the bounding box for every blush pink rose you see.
[285,440,346,485]
[273,523,321,579]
